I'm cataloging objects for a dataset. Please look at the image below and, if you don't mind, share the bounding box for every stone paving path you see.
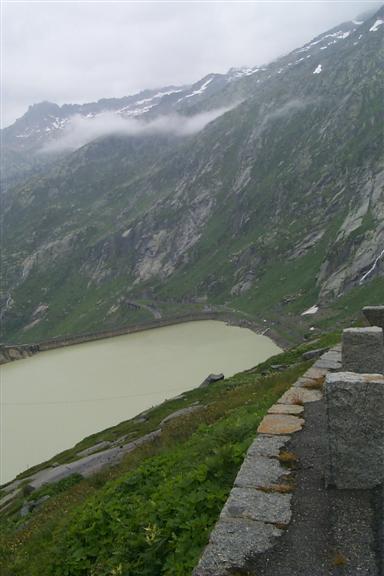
[193,345,382,576]
[247,396,379,576]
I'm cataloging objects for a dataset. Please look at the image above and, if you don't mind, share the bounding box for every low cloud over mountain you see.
[41,106,236,152]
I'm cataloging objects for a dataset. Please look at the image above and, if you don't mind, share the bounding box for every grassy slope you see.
[0,332,340,576]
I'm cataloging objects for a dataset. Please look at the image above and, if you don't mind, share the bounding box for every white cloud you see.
[2,1,381,126]
[41,106,235,152]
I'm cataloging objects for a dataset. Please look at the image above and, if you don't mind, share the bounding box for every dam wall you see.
[0,311,263,364]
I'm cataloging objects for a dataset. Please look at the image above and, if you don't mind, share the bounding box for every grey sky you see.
[2,0,381,127]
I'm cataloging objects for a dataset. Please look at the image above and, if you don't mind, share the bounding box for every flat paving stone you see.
[303,366,328,380]
[313,357,341,370]
[234,456,290,489]
[221,488,292,525]
[321,350,341,359]
[257,413,304,434]
[268,403,304,415]
[246,435,291,458]
[193,518,283,576]
[278,387,322,405]
[293,376,319,388]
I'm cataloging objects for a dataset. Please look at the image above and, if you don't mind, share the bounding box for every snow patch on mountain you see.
[369,19,384,32]
[229,67,259,79]
[118,88,183,117]
[297,29,353,54]
[177,78,214,102]
[313,64,322,74]
[301,305,319,316]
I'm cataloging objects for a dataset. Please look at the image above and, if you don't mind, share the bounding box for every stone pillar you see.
[342,327,384,374]
[363,305,384,329]
[325,372,384,489]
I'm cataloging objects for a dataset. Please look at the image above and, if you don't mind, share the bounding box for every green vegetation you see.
[25,474,84,502]
[311,277,384,332]
[0,341,322,576]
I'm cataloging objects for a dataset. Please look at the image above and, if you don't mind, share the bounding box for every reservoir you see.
[0,320,281,484]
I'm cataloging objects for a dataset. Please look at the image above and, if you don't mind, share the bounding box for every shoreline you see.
[0,311,287,365]
[0,318,284,487]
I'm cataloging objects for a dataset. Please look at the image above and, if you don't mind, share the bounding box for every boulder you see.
[363,305,384,329]
[325,372,384,488]
[342,327,384,374]
[160,405,203,426]
[200,373,224,387]
[20,502,32,517]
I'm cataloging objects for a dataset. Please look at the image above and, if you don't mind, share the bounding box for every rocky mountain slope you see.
[1,8,383,343]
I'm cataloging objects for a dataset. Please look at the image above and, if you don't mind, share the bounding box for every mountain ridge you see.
[1,7,383,343]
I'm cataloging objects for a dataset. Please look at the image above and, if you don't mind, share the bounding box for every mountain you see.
[1,8,384,343]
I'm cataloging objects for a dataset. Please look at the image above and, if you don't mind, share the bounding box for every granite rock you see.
[278,387,322,405]
[257,414,305,434]
[234,456,290,489]
[362,305,384,329]
[192,518,283,575]
[245,435,291,458]
[268,403,304,415]
[325,372,384,488]
[342,327,384,374]
[221,488,292,525]
[200,373,224,387]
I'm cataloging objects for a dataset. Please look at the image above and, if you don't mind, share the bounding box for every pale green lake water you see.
[0,321,281,484]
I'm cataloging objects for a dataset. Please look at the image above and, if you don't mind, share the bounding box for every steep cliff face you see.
[318,169,384,298]
[1,8,383,341]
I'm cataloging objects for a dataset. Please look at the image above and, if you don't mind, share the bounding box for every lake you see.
[0,320,281,484]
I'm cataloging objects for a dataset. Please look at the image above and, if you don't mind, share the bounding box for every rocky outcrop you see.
[0,344,39,365]
[0,429,162,514]
[160,405,204,426]
[318,169,384,300]
[200,373,224,388]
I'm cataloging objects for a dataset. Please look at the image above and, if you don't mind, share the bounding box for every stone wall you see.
[325,372,384,489]
[1,311,273,365]
[325,308,384,489]
[193,346,342,575]
[1,313,224,364]
[0,344,40,365]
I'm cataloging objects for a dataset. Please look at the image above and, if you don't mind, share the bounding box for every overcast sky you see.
[1,0,381,127]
